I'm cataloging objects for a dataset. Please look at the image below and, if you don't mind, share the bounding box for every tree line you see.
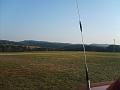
[0,40,120,52]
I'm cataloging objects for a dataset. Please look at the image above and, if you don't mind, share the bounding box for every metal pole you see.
[81,32,91,90]
[75,0,91,90]
[113,39,116,52]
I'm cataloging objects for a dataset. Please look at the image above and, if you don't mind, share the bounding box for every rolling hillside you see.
[0,40,120,52]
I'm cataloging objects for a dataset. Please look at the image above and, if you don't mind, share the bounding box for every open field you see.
[0,51,120,90]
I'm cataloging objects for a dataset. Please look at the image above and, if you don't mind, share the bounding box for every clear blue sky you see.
[0,0,120,44]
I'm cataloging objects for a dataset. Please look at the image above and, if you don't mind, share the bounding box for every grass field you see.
[0,51,120,90]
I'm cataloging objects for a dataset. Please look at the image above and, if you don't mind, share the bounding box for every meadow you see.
[0,51,120,90]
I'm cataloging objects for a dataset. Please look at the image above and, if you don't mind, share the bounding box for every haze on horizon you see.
[0,0,120,45]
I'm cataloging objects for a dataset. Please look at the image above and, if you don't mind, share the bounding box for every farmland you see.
[0,51,120,90]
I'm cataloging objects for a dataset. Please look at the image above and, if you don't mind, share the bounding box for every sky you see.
[0,0,120,44]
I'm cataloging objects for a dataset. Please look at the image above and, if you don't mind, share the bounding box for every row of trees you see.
[0,44,120,52]
[60,45,120,52]
[0,45,29,52]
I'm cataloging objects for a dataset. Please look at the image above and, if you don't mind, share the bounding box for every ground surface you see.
[91,85,109,90]
[0,51,120,90]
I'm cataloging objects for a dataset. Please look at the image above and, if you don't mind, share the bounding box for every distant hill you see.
[19,40,70,49]
[0,40,120,52]
[89,44,109,47]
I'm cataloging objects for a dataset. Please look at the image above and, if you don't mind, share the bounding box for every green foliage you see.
[1,40,120,52]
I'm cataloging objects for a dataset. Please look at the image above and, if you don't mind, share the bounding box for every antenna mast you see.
[75,0,91,90]
[113,39,116,52]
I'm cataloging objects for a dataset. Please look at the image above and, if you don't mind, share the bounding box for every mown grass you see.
[0,51,120,90]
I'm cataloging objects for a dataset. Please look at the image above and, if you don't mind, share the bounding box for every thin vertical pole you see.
[113,39,116,52]
[75,0,91,90]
